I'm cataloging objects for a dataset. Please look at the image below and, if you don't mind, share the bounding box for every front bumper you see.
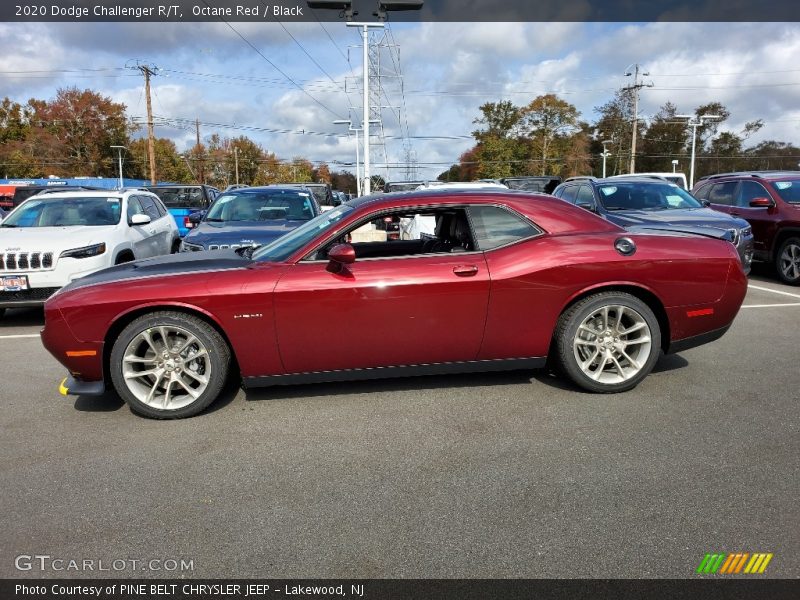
[59,375,105,396]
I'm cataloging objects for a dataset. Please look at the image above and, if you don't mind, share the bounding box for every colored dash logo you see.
[696,552,773,574]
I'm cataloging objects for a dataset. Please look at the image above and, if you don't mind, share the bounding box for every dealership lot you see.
[1,268,798,579]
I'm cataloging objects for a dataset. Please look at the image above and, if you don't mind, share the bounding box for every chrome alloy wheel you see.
[778,241,800,282]
[121,325,211,410]
[572,304,652,384]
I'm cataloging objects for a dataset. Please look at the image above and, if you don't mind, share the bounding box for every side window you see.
[137,196,162,221]
[126,197,146,221]
[737,181,770,208]
[576,186,595,206]
[551,187,565,199]
[152,197,168,217]
[693,184,710,200]
[560,186,578,203]
[707,182,737,206]
[469,205,540,250]
[313,207,474,260]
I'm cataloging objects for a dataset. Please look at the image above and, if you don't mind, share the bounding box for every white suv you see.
[0,189,179,316]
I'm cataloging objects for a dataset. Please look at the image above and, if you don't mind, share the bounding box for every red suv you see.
[693,172,800,284]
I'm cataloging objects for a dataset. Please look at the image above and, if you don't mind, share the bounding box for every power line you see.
[199,0,345,120]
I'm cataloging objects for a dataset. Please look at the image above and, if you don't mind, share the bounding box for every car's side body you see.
[42,191,747,400]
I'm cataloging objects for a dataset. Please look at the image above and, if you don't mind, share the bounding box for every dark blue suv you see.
[552,176,754,272]
[179,186,320,252]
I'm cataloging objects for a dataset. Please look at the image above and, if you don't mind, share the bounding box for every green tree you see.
[519,94,581,175]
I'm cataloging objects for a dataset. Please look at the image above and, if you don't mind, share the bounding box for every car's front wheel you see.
[776,236,800,285]
[109,311,231,419]
[554,292,661,393]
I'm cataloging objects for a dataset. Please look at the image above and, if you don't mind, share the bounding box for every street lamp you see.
[676,114,720,189]
[600,140,613,178]
[110,145,127,189]
[333,119,362,197]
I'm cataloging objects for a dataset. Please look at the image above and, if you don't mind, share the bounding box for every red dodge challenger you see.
[41,190,748,419]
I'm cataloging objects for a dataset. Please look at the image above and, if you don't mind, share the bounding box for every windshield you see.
[148,187,207,209]
[1,196,122,227]
[205,190,316,222]
[595,182,702,211]
[252,203,354,262]
[770,180,800,204]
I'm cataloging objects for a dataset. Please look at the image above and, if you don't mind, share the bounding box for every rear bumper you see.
[665,324,731,354]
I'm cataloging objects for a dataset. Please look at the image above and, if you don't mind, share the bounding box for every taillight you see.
[383,217,392,223]
[184,217,193,229]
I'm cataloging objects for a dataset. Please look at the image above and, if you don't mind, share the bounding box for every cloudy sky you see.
[2,19,800,180]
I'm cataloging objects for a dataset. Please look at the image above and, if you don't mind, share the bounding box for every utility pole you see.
[138,64,158,185]
[195,118,204,184]
[234,147,239,185]
[623,64,652,174]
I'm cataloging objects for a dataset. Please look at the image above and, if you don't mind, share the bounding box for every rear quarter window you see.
[468,205,540,251]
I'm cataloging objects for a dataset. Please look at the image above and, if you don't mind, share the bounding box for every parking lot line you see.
[0,334,41,339]
[741,303,800,309]
[748,284,800,299]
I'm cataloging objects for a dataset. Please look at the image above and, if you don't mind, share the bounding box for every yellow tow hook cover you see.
[59,377,69,396]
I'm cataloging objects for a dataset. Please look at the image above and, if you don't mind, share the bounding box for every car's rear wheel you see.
[555,292,661,393]
[110,311,230,419]
[776,237,800,285]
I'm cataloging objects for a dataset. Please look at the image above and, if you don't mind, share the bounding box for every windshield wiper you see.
[0,223,17,227]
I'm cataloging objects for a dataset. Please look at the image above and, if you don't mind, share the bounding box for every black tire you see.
[109,311,231,419]
[775,236,800,285]
[171,239,181,254]
[0,308,6,320]
[554,292,661,393]
[115,252,135,265]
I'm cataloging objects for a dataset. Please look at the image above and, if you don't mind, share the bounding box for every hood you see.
[0,225,116,252]
[603,207,749,231]
[184,220,304,247]
[56,249,249,294]
[626,224,735,242]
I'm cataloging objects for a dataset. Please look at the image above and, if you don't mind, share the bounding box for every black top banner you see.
[2,0,800,22]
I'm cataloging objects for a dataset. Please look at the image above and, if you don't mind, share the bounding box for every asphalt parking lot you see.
[1,265,798,579]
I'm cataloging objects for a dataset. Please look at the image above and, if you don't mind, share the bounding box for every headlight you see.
[180,241,204,252]
[59,243,106,259]
[740,226,752,238]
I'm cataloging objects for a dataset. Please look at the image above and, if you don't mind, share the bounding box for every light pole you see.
[110,145,126,189]
[676,114,720,189]
[234,147,239,185]
[600,140,613,178]
[333,119,362,197]
[672,159,679,173]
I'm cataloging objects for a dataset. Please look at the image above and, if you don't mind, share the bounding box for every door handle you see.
[453,265,479,276]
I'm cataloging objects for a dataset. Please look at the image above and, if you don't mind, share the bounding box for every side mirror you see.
[129,213,151,226]
[326,243,355,273]
[188,210,205,224]
[701,200,711,207]
[749,197,775,208]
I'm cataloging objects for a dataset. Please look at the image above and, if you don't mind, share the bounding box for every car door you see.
[734,180,780,254]
[136,195,170,255]
[272,208,491,374]
[125,197,155,259]
[704,181,738,217]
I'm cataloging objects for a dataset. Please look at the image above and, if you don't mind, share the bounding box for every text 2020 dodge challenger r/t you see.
[41,190,747,419]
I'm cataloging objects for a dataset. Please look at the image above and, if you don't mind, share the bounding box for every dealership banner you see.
[2,0,799,22]
[2,579,798,600]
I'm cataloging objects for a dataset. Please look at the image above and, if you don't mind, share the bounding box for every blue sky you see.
[2,20,799,180]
